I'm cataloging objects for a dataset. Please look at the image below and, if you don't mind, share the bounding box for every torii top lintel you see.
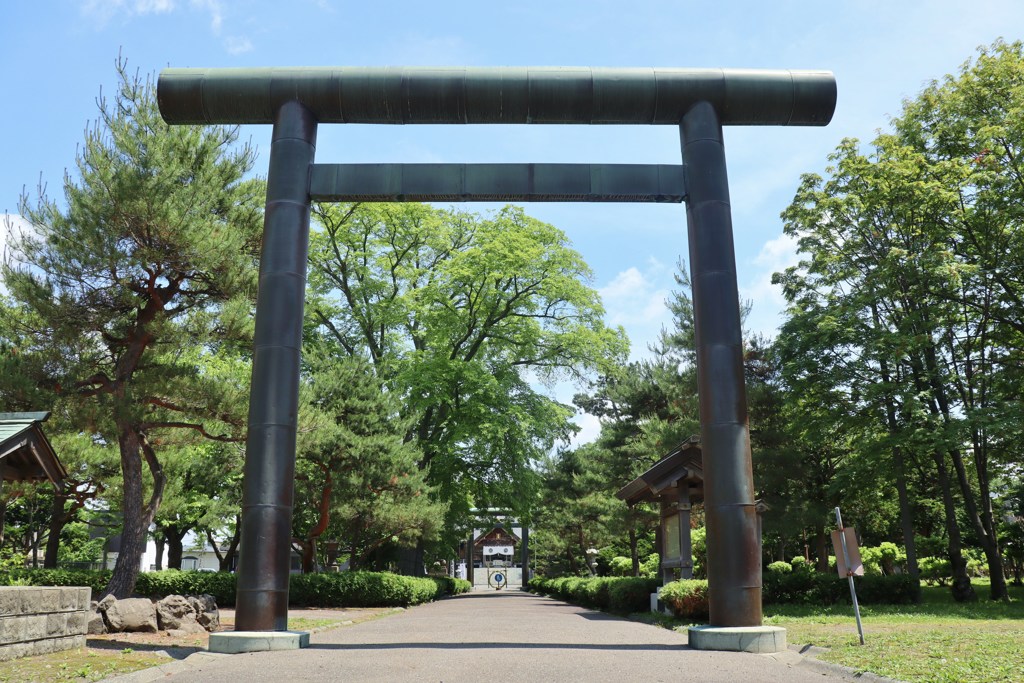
[157,66,836,126]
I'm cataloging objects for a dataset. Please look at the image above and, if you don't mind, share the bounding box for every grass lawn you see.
[0,614,372,682]
[762,581,1024,683]
[0,647,168,683]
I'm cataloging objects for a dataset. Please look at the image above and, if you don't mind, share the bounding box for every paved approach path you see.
[159,591,858,683]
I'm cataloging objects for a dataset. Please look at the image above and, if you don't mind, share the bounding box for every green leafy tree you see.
[1,61,262,597]
[292,348,444,572]
[308,203,626,572]
[773,41,1024,600]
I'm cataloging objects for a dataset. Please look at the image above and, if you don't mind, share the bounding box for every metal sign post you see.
[833,507,865,645]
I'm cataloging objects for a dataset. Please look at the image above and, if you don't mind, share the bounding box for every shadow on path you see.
[309,642,693,651]
[87,637,202,660]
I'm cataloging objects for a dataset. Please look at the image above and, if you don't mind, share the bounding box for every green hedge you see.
[0,568,470,608]
[527,576,659,614]
[659,579,709,620]
[0,568,113,595]
[762,571,920,605]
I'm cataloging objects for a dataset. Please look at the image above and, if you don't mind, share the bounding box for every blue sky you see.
[2,1,1022,439]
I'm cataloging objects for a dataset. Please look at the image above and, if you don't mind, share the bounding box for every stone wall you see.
[0,586,91,661]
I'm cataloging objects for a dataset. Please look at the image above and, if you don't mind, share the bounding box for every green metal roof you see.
[0,411,65,488]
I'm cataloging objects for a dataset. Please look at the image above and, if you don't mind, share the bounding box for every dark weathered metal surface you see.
[309,163,684,203]
[681,102,762,627]
[234,100,317,633]
[157,67,836,126]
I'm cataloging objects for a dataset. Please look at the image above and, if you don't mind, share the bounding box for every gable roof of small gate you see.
[474,526,521,546]
[0,412,66,490]
[615,435,703,507]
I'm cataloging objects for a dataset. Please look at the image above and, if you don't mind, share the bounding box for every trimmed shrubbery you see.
[658,579,709,620]
[530,570,918,615]
[0,568,471,608]
[762,570,920,605]
[527,576,659,613]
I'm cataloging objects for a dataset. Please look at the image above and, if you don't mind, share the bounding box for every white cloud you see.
[224,35,253,55]
[134,0,175,13]
[2,213,32,254]
[79,0,175,25]
[1,214,35,294]
[739,233,801,337]
[568,412,601,448]
[189,0,223,32]
[597,260,673,360]
[599,264,670,328]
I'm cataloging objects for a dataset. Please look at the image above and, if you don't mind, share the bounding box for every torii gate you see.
[157,66,835,651]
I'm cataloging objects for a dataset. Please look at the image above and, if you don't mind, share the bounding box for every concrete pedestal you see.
[208,630,310,654]
[688,625,786,654]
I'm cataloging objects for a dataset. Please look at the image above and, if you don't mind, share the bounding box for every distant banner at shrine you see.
[483,546,514,556]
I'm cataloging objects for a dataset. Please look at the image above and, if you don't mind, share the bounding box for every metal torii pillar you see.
[157,66,836,638]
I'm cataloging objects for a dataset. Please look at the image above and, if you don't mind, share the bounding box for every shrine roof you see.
[615,436,703,507]
[0,412,66,490]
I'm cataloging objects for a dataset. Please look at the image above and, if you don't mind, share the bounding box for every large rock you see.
[103,598,158,633]
[87,609,107,635]
[97,594,116,614]
[187,594,220,632]
[156,595,204,633]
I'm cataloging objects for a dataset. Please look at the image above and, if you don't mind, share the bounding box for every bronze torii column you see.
[158,66,835,636]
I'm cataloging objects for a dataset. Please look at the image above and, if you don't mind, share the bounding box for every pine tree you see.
[2,60,262,597]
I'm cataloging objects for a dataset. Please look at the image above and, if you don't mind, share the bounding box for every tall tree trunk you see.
[893,446,920,579]
[629,527,639,577]
[934,448,976,602]
[579,527,592,576]
[207,518,241,572]
[908,353,975,601]
[873,322,919,580]
[0,462,7,548]
[298,538,316,574]
[396,542,425,577]
[297,466,334,574]
[102,425,166,599]
[164,524,187,570]
[43,491,67,569]
[154,532,165,571]
[921,343,1006,599]
[814,521,829,572]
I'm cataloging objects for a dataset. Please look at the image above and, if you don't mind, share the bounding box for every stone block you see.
[156,595,196,631]
[0,591,19,616]
[105,597,158,633]
[66,611,87,636]
[0,586,91,662]
[0,640,31,662]
[0,617,26,646]
[208,631,310,654]
[31,589,62,614]
[188,594,220,631]
[688,625,787,654]
[87,610,107,635]
[97,593,117,613]
[23,615,48,640]
[46,613,68,637]
[59,587,89,611]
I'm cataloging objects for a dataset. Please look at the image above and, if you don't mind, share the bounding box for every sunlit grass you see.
[0,647,167,683]
[763,581,1024,683]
